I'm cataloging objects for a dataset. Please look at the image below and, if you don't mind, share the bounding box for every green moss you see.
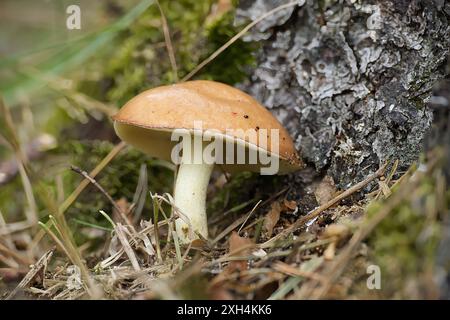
[48,140,174,243]
[85,0,256,105]
[0,179,27,222]
[366,168,448,298]
[208,171,283,219]
[208,172,256,216]
[201,10,257,84]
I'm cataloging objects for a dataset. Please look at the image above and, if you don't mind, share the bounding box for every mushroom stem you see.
[174,162,214,243]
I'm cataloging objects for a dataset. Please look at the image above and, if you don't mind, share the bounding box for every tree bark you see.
[236,0,450,188]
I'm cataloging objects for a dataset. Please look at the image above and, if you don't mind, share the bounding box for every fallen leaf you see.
[190,238,207,248]
[206,0,232,24]
[209,286,234,300]
[228,231,254,272]
[314,175,337,205]
[113,197,131,222]
[282,199,297,211]
[263,201,282,236]
[208,231,257,294]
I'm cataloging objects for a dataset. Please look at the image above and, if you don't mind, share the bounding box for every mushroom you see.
[112,80,303,243]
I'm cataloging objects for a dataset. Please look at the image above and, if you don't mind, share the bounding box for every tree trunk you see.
[236,0,450,188]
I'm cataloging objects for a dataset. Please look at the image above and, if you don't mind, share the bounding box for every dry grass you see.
[1,153,411,299]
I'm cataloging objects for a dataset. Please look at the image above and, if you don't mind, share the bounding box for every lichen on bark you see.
[236,0,450,188]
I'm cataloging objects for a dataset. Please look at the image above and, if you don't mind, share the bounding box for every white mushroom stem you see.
[174,162,214,243]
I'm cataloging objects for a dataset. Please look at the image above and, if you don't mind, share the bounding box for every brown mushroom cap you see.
[113,80,304,174]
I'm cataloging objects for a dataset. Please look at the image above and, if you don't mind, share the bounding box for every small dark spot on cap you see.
[244,115,249,119]
[255,126,260,131]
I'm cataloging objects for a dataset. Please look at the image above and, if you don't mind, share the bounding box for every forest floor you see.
[0,0,449,300]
